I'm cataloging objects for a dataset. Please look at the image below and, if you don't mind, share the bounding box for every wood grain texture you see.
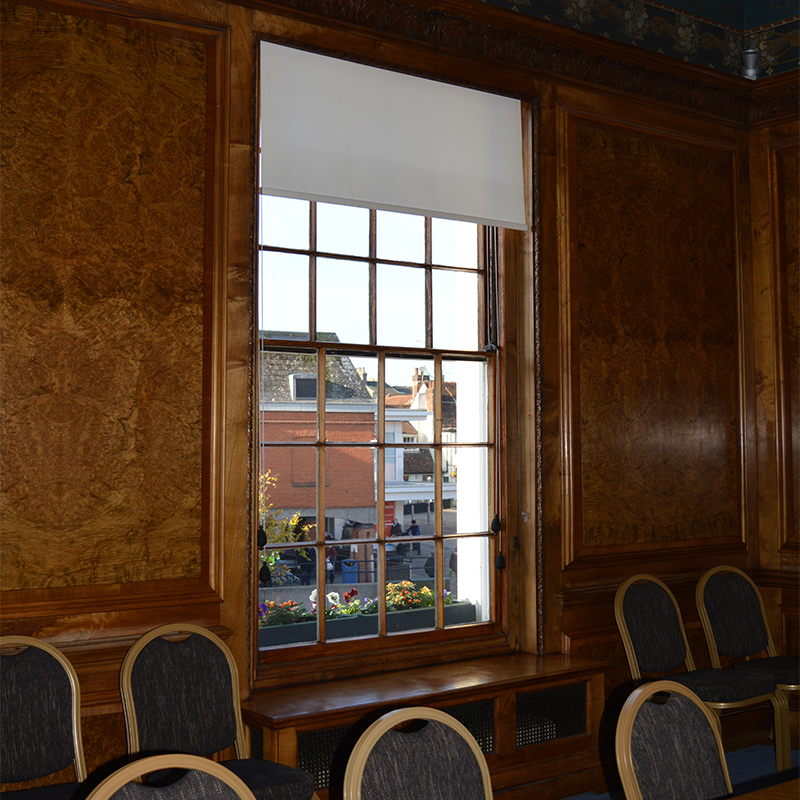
[778,146,799,547]
[0,1,209,589]
[574,122,740,548]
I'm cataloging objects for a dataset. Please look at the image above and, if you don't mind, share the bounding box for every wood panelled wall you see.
[2,3,210,594]
[1,0,797,793]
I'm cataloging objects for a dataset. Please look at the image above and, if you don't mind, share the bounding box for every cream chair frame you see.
[120,624,248,758]
[84,753,257,800]
[615,680,732,800]
[615,574,790,772]
[0,635,88,784]
[342,706,493,800]
[697,565,800,690]
[120,623,319,800]
[697,565,799,751]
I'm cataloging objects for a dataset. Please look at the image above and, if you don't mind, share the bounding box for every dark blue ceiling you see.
[662,0,793,30]
[481,0,799,77]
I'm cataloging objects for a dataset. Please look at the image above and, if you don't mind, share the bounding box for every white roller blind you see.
[259,41,527,230]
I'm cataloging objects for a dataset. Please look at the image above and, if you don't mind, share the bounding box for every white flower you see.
[326,592,340,607]
[309,589,318,604]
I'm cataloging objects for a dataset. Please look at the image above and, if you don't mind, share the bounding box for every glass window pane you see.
[387,574,437,634]
[258,448,317,544]
[384,356,431,395]
[257,592,317,647]
[444,360,489,443]
[318,202,369,257]
[377,264,425,347]
[433,270,479,350]
[384,359,434,456]
[323,449,380,640]
[432,218,478,268]
[259,351,318,420]
[259,252,309,338]
[444,446,489,536]
[448,536,490,624]
[257,447,319,648]
[317,259,369,344]
[376,210,425,263]
[325,446,377,552]
[325,353,377,442]
[260,195,309,250]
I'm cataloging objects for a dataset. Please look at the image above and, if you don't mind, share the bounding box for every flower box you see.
[258,602,477,648]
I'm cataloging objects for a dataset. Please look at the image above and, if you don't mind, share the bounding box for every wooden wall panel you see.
[0,1,209,591]
[778,146,799,547]
[0,0,797,793]
[573,122,740,551]
[750,116,798,574]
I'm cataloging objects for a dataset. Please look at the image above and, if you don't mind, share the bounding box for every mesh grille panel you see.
[297,724,351,790]
[517,682,585,747]
[250,726,263,758]
[443,699,495,753]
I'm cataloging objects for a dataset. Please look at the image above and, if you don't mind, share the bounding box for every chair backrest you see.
[84,753,257,800]
[342,706,492,800]
[615,575,695,681]
[0,635,87,784]
[120,624,247,759]
[615,680,732,800]
[697,565,775,667]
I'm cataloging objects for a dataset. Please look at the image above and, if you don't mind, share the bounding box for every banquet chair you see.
[615,574,790,772]
[697,566,799,736]
[120,624,317,800]
[342,706,493,800]
[0,635,87,799]
[615,680,732,800]
[84,754,256,800]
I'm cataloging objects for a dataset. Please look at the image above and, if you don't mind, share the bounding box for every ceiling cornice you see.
[253,0,798,124]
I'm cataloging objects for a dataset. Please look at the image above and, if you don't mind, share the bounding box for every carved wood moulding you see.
[253,0,765,123]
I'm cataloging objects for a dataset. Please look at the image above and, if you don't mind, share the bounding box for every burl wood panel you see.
[0,2,208,589]
[779,148,799,543]
[575,124,739,547]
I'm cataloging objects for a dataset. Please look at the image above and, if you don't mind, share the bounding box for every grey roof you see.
[404,450,435,475]
[259,331,373,402]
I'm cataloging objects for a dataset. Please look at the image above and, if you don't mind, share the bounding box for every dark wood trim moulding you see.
[755,569,800,591]
[254,633,514,689]
[0,583,222,620]
[564,539,748,571]
[26,625,235,656]
[243,0,788,124]
[557,573,724,612]
[750,73,800,126]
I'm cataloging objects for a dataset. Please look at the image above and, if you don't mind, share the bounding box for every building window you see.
[256,197,499,650]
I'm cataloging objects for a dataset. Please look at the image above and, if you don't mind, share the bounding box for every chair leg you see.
[770,692,791,773]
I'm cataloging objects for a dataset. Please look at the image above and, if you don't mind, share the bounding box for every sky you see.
[258,197,482,386]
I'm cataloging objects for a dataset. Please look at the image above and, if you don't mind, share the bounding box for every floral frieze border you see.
[481,0,799,78]
[264,0,760,121]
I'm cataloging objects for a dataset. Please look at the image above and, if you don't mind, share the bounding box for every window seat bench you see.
[242,652,607,798]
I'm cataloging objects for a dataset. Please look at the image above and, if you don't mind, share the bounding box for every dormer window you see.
[290,373,317,400]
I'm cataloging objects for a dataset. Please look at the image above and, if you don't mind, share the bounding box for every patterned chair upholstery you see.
[120,625,317,800]
[615,680,732,800]
[615,574,790,772]
[342,706,492,800]
[84,754,256,800]
[0,636,87,800]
